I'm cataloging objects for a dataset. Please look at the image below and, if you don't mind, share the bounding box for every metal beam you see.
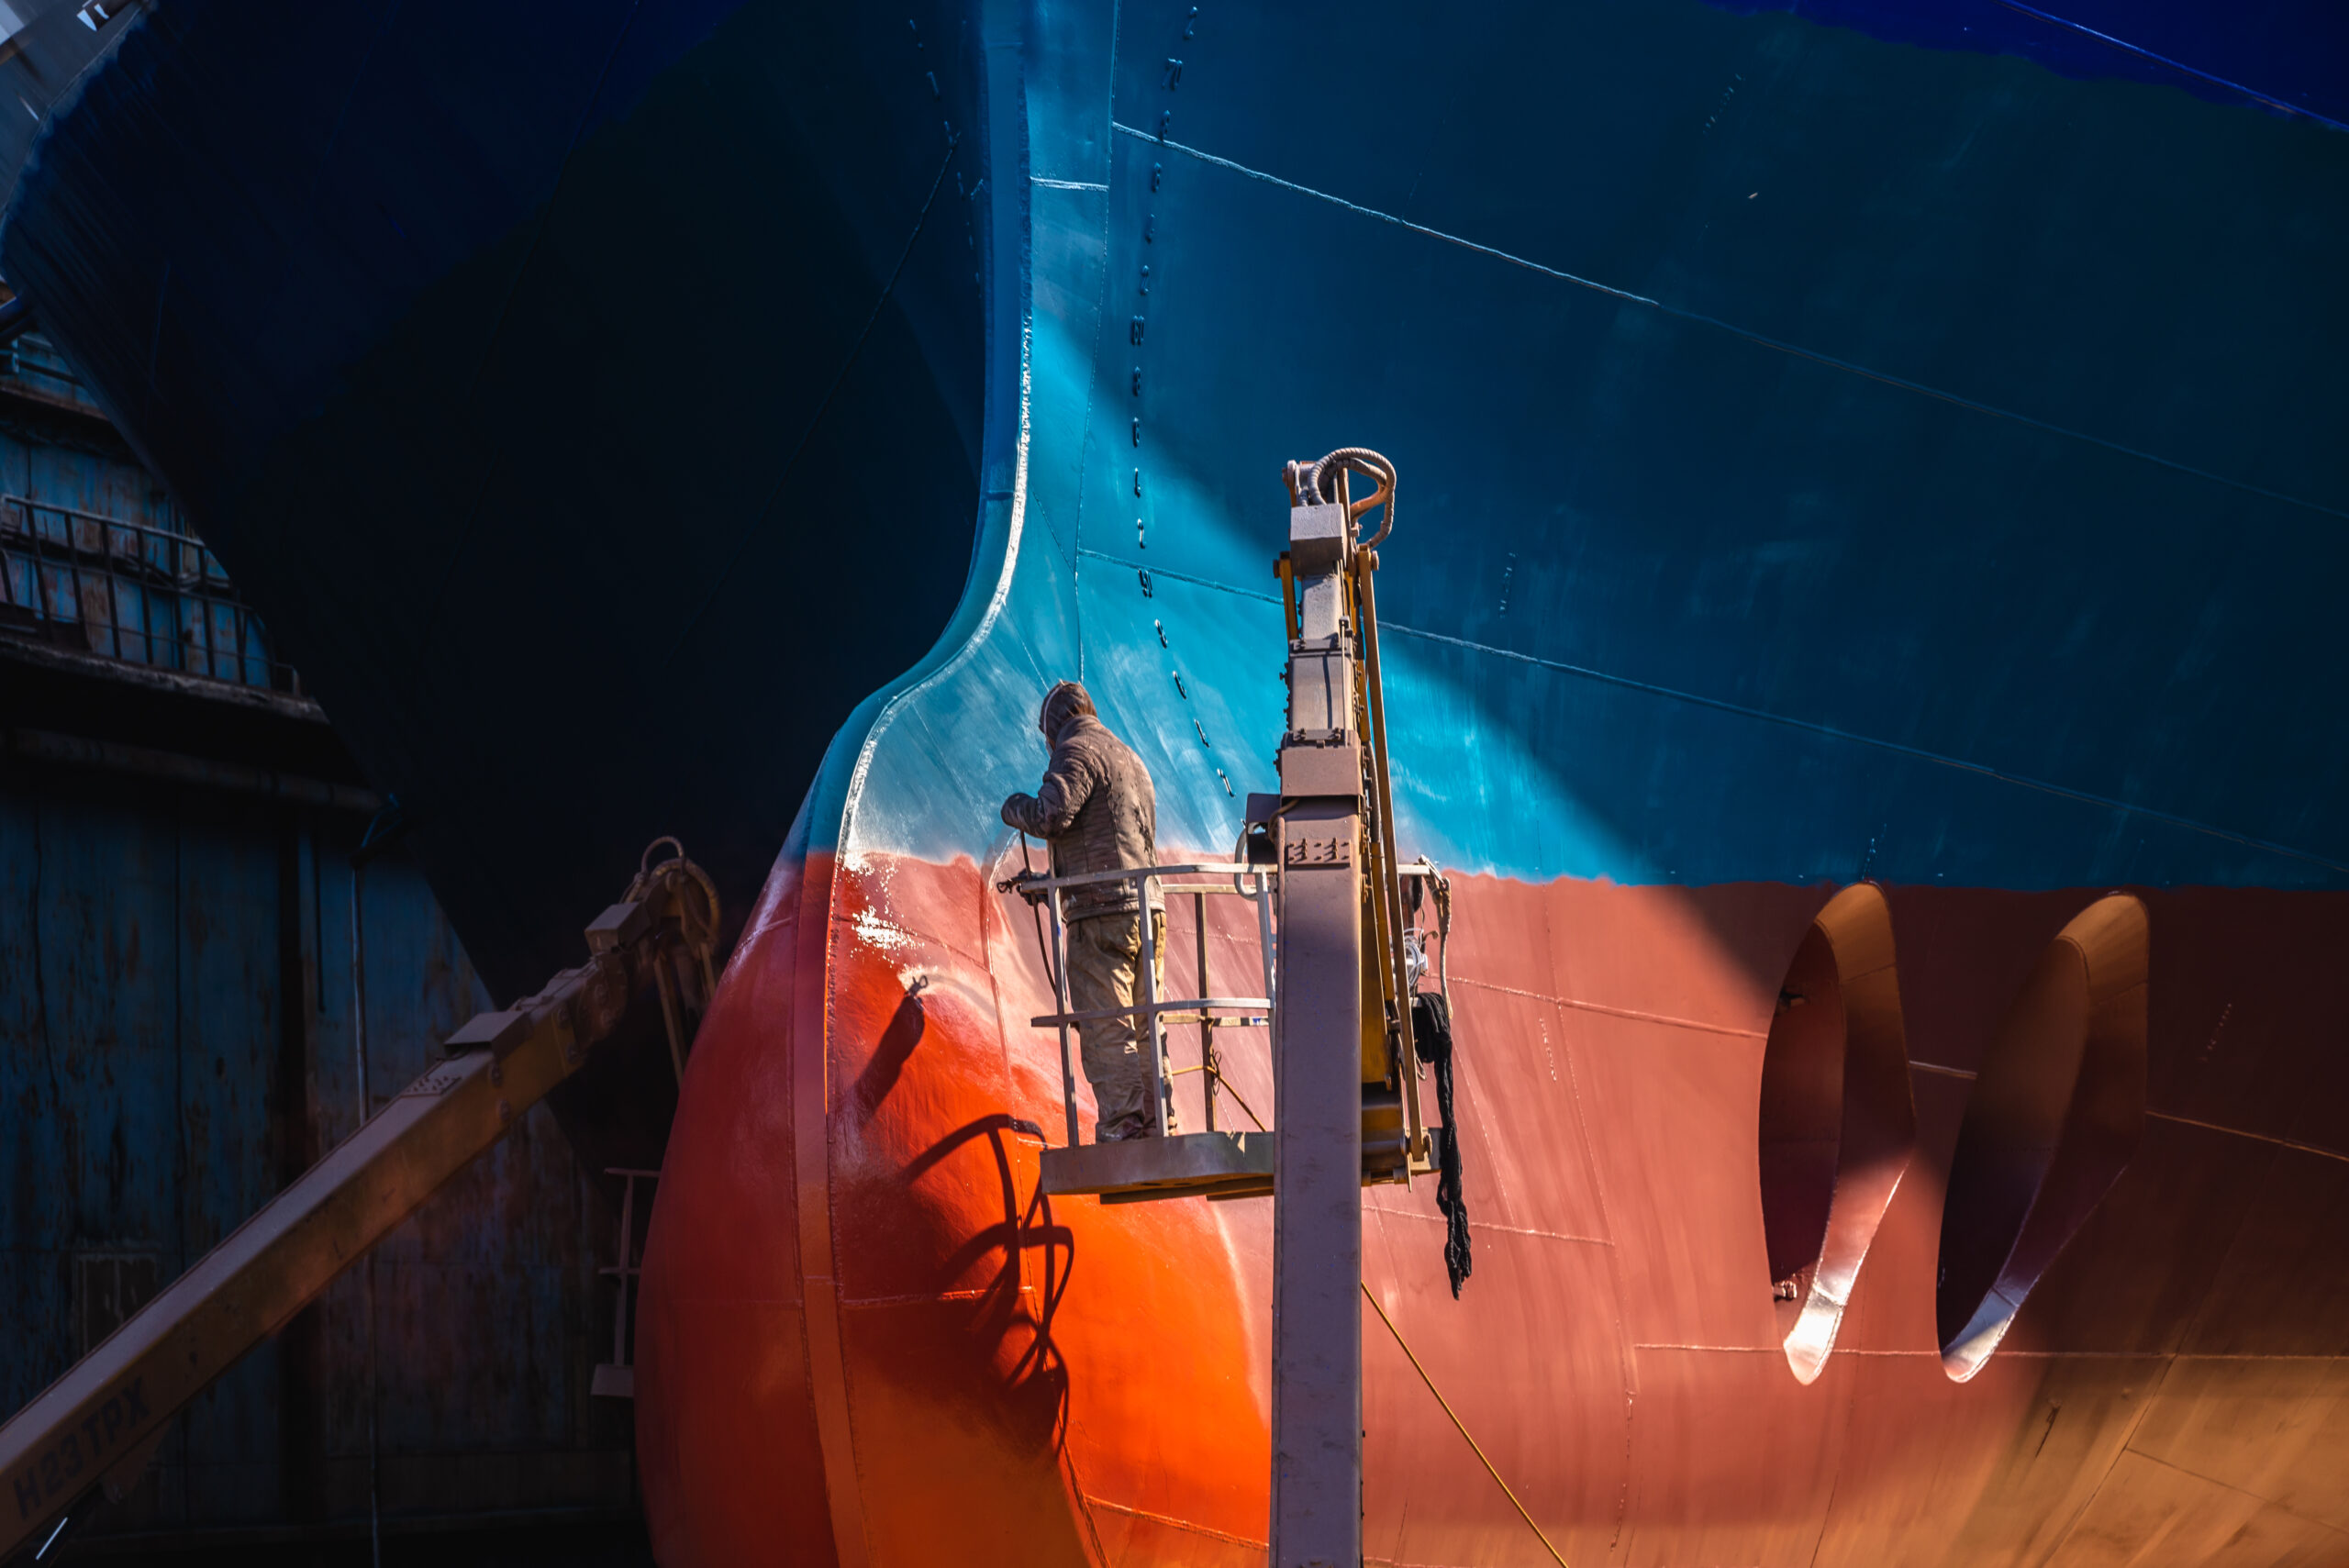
[0,867,702,1559]
[1271,494,1366,1568]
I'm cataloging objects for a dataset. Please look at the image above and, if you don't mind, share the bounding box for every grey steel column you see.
[1271,497,1364,1568]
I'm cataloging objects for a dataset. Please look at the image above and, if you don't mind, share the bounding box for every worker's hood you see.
[1038,681,1096,745]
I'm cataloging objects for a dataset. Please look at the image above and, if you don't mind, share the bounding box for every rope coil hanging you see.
[1301,445,1397,545]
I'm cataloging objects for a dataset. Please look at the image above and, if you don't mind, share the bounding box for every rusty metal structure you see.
[0,327,658,1560]
[0,842,718,1561]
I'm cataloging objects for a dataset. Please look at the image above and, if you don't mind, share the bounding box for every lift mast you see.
[1271,467,1372,1565]
[1271,445,1424,1567]
[1026,446,1438,1564]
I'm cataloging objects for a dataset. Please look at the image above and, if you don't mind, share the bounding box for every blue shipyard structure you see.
[0,0,2343,1562]
[0,339,650,1547]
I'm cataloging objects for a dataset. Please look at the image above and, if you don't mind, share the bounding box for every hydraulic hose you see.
[1306,446,1397,545]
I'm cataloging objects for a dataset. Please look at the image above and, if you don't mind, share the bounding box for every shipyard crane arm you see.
[0,846,719,1563]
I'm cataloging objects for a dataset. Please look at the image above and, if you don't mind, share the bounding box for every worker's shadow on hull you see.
[851,968,1079,1468]
[853,981,930,1124]
[903,1108,1078,1453]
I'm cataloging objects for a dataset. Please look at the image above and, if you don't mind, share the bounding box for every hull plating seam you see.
[1110,124,2349,521]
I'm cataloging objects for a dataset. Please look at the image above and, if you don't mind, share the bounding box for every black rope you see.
[1413,991,1470,1296]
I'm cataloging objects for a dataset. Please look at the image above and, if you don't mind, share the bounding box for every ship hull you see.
[1,0,2343,1561]
[637,846,2348,1565]
[635,0,2349,1556]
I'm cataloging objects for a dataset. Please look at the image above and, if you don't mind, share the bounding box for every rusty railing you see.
[0,494,297,691]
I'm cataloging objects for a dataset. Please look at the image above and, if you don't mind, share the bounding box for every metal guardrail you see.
[1009,860,1277,1148]
[0,493,298,691]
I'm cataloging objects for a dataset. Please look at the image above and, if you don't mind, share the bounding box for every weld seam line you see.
[1453,974,1765,1040]
[2107,1449,2349,1532]
[1992,1,2349,132]
[1078,548,1275,601]
[1086,1499,1266,1551]
[1386,622,2349,874]
[1076,548,2346,872]
[1077,560,2349,875]
[1896,1083,2349,1161]
[2145,1109,2349,1164]
[1112,123,2347,522]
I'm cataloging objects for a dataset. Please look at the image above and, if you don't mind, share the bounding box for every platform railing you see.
[0,494,298,690]
[1013,860,1277,1149]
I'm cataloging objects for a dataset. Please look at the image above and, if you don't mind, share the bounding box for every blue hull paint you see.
[4,0,2345,954]
[1711,0,2349,128]
[846,0,2349,894]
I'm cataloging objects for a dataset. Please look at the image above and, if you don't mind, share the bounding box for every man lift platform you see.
[1017,447,1464,1568]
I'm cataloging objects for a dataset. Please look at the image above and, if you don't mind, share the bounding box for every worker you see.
[1002,681,1170,1142]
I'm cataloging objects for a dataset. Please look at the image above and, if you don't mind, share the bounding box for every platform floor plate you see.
[1040,1129,1276,1200]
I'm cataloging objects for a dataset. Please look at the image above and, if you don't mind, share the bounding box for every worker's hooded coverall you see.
[1001,681,1169,1141]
